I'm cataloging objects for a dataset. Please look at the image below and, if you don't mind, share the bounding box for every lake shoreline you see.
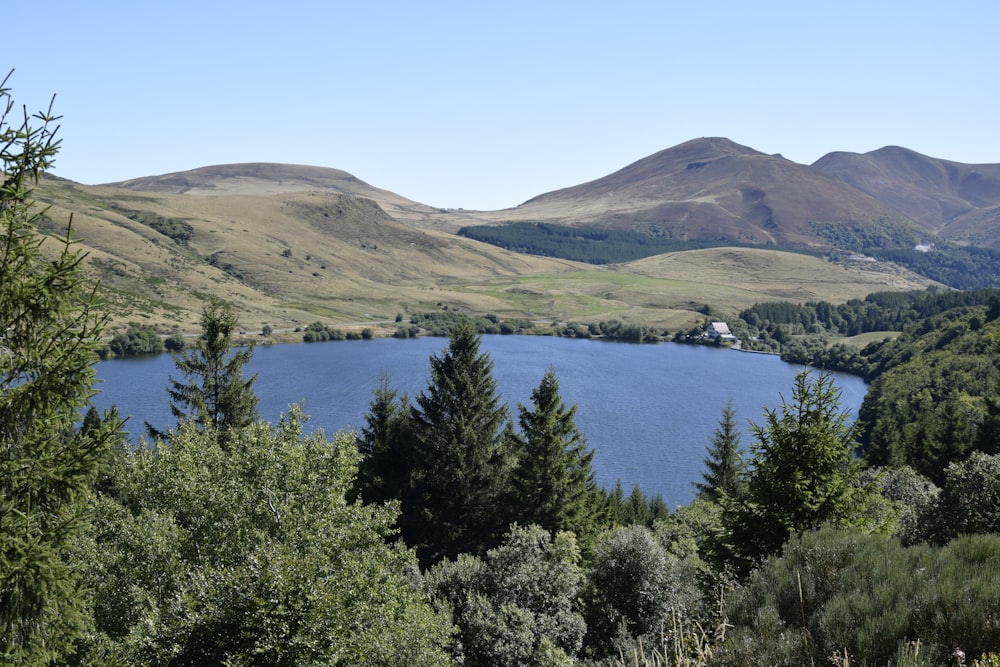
[94,336,869,509]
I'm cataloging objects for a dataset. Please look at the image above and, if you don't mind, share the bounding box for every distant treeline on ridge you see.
[457,221,731,264]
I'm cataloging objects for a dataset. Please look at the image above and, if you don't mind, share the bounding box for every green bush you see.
[302,321,346,342]
[428,525,585,667]
[105,324,166,357]
[164,333,185,351]
[720,527,1000,666]
[931,452,1000,543]
[583,525,704,659]
[80,412,453,665]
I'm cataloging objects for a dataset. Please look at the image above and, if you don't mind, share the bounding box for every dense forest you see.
[6,78,1000,666]
[461,219,1000,289]
[458,222,733,264]
[810,219,1000,289]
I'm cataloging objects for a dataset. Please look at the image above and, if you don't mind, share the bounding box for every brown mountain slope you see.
[471,138,910,251]
[32,176,587,331]
[102,162,469,230]
[812,146,1000,246]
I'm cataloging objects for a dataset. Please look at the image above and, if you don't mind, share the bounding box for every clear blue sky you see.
[7,1,998,210]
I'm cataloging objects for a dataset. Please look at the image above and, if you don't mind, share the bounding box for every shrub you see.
[583,525,703,659]
[427,525,585,667]
[720,527,1000,666]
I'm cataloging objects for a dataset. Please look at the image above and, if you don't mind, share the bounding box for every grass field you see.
[840,331,902,347]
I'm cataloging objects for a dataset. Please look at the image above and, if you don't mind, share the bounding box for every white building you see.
[707,321,738,343]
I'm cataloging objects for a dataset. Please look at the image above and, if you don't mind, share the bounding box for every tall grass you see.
[611,610,725,667]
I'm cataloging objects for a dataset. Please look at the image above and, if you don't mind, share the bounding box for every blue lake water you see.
[91,336,868,509]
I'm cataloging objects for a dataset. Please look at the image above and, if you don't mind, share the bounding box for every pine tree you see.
[355,374,413,506]
[625,485,652,526]
[695,399,745,501]
[157,299,259,447]
[601,480,628,526]
[719,371,879,577]
[0,72,122,663]
[975,383,1000,457]
[404,319,515,565]
[511,368,600,545]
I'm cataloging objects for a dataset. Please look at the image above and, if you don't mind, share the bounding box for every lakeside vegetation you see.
[71,310,1000,666]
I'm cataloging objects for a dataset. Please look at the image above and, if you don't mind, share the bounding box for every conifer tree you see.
[695,399,745,501]
[974,384,1000,457]
[0,72,122,663]
[512,368,600,545]
[158,298,259,447]
[404,318,515,565]
[355,374,413,506]
[601,480,628,525]
[718,371,879,577]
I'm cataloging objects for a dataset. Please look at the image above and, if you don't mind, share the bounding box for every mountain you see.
[101,162,457,230]
[31,156,932,334]
[812,146,1000,246]
[472,138,912,251]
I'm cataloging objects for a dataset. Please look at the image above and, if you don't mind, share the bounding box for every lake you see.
[91,336,868,509]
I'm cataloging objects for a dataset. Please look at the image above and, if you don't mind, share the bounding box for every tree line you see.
[458,221,728,265]
[811,218,1000,289]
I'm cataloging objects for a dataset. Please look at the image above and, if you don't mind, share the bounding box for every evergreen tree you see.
[695,399,745,501]
[647,493,670,524]
[355,374,413,506]
[0,73,122,663]
[404,318,515,565]
[601,480,628,525]
[921,392,979,485]
[156,298,259,447]
[975,384,1000,457]
[719,371,880,576]
[511,368,600,546]
[624,485,652,525]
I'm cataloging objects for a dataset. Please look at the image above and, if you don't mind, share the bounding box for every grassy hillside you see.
[31,172,933,336]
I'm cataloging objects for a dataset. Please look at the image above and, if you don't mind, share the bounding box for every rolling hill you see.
[30,151,936,335]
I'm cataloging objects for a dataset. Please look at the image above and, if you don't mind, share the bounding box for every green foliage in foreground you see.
[0,72,123,665]
[715,371,883,576]
[81,412,453,666]
[721,527,1000,667]
[428,525,586,667]
[583,524,705,659]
